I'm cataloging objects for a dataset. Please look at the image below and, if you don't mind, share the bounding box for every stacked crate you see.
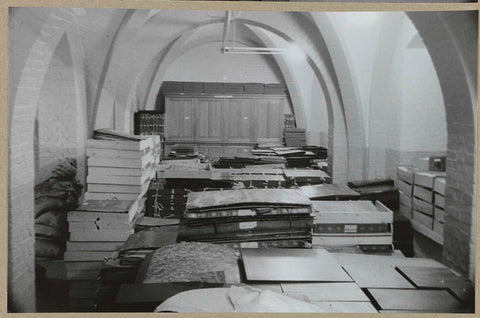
[284,128,307,147]
[64,198,145,310]
[412,171,446,234]
[396,166,415,218]
[433,177,446,236]
[84,136,160,206]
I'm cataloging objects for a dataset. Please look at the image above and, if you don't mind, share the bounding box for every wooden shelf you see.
[410,219,444,245]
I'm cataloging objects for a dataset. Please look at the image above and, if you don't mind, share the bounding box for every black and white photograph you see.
[6,4,478,314]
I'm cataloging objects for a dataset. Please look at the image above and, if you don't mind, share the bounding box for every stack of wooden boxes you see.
[64,199,145,310]
[84,135,160,203]
[283,128,307,147]
[396,166,415,218]
[433,177,446,237]
[64,134,159,310]
[412,171,446,243]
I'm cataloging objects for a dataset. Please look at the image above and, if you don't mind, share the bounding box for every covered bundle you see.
[178,189,313,249]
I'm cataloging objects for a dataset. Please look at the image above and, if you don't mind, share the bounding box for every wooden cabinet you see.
[164,94,286,159]
[253,98,284,144]
[195,98,223,142]
[225,98,253,143]
[165,98,195,141]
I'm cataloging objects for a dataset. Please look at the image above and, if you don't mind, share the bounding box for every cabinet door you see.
[253,98,285,143]
[225,98,253,143]
[195,98,223,142]
[165,97,195,141]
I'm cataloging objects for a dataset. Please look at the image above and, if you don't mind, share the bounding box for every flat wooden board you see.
[413,197,434,215]
[341,263,414,289]
[299,184,360,199]
[396,179,413,196]
[330,253,446,289]
[281,282,368,302]
[241,248,352,282]
[397,166,415,184]
[312,234,392,246]
[66,241,123,251]
[76,199,134,213]
[248,283,283,294]
[310,301,377,313]
[368,288,464,312]
[396,266,472,289]
[434,177,446,195]
[283,169,330,179]
[69,230,133,242]
[413,185,433,202]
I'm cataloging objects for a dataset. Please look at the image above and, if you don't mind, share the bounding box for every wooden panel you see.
[399,191,412,208]
[368,288,464,312]
[241,248,352,282]
[281,282,369,302]
[396,266,471,289]
[253,98,284,143]
[195,98,223,142]
[396,179,413,196]
[341,263,414,288]
[413,210,433,229]
[413,197,434,216]
[413,185,433,202]
[225,98,253,142]
[165,98,195,141]
[435,193,445,209]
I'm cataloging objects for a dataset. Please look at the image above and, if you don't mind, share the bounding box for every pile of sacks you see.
[35,158,83,261]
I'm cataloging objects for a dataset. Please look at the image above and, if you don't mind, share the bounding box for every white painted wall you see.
[163,42,283,84]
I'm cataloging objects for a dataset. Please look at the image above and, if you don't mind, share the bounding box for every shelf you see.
[410,219,444,245]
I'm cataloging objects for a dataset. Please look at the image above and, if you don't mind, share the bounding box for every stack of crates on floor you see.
[84,135,161,202]
[412,171,446,235]
[433,176,446,237]
[64,199,145,310]
[396,166,415,218]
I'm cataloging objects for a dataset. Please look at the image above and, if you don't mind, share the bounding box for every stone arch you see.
[407,11,477,278]
[8,8,87,311]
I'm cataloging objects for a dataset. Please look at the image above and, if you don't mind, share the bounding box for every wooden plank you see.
[67,211,129,223]
[413,197,434,216]
[66,241,123,251]
[368,288,464,312]
[312,234,392,246]
[414,171,446,189]
[434,177,446,195]
[88,183,142,194]
[87,175,146,186]
[435,193,445,209]
[69,221,132,232]
[413,185,433,202]
[84,192,140,201]
[69,230,133,242]
[86,147,142,159]
[281,283,369,302]
[331,252,446,269]
[341,263,414,289]
[87,156,151,169]
[396,179,413,196]
[87,167,142,177]
[248,283,283,294]
[434,206,446,223]
[413,210,433,229]
[398,191,412,208]
[396,266,471,289]
[310,302,377,313]
[397,166,415,184]
[64,251,113,262]
[86,139,142,151]
[241,248,352,282]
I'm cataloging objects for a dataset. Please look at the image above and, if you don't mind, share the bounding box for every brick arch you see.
[138,22,308,128]
[407,12,477,278]
[125,17,348,182]
[8,8,87,311]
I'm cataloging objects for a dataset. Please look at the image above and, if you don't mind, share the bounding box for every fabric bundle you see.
[34,158,83,260]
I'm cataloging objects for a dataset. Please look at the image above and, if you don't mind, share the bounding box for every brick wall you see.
[35,34,77,183]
